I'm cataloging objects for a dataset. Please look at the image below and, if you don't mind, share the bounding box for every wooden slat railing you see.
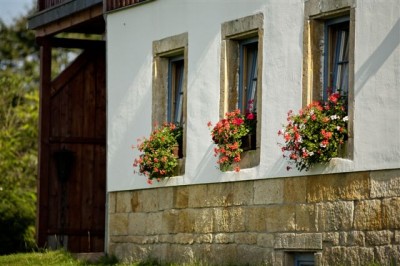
[38,0,149,13]
[106,0,149,12]
[38,0,70,11]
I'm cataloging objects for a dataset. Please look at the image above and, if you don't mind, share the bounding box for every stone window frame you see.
[302,1,355,159]
[152,32,188,175]
[220,13,263,170]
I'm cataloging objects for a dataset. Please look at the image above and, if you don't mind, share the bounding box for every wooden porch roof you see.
[28,0,104,37]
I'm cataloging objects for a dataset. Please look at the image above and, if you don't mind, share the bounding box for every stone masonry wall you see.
[107,169,400,265]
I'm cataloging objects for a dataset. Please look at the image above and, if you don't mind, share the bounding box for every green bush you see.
[0,189,36,254]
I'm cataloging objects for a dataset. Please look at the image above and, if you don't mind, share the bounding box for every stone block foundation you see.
[107,169,400,265]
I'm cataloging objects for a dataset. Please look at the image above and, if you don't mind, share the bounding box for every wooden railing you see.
[37,0,150,13]
[38,0,70,11]
[105,0,149,11]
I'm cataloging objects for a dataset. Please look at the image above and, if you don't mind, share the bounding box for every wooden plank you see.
[49,136,105,144]
[92,236,104,252]
[68,236,81,253]
[67,143,82,252]
[70,71,84,137]
[95,48,106,139]
[50,90,60,138]
[83,55,96,138]
[80,144,95,251]
[80,54,96,251]
[47,144,61,236]
[51,52,90,98]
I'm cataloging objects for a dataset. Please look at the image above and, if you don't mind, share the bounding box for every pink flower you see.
[311,114,317,121]
[320,140,329,147]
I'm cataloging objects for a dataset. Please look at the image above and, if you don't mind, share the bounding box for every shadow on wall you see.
[355,18,400,96]
[108,54,153,185]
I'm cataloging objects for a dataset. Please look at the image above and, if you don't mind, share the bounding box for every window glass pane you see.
[294,253,315,266]
[239,39,258,113]
[168,57,184,124]
[325,18,349,100]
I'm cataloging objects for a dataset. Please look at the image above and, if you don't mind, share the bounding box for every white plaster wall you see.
[106,0,400,192]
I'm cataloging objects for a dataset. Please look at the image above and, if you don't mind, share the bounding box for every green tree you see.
[0,9,39,254]
[0,5,86,254]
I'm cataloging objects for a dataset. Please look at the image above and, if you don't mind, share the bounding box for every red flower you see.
[284,133,291,142]
[329,92,340,103]
[233,117,244,125]
[246,112,255,120]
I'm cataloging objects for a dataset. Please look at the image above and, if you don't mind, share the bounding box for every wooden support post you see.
[37,38,52,248]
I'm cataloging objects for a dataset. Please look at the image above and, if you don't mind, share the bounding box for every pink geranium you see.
[279,92,348,171]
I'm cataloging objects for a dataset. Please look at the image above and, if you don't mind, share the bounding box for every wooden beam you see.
[34,4,104,37]
[37,38,52,248]
[37,37,105,49]
[48,136,106,145]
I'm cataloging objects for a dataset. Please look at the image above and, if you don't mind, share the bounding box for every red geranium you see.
[208,109,251,172]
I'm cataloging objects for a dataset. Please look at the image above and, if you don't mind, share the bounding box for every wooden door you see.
[38,46,106,252]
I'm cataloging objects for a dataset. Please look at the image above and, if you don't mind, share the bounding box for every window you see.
[168,56,184,124]
[302,1,354,159]
[294,253,315,266]
[324,17,350,100]
[152,33,187,173]
[239,38,258,114]
[220,13,263,169]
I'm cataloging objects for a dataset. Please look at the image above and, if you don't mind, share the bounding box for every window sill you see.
[239,148,260,170]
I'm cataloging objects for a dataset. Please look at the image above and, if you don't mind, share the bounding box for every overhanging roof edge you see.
[28,0,103,30]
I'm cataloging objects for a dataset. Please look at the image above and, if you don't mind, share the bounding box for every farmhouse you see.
[29,0,400,265]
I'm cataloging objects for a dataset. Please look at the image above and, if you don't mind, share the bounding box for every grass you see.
[0,251,394,266]
[0,250,187,266]
[0,250,120,266]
